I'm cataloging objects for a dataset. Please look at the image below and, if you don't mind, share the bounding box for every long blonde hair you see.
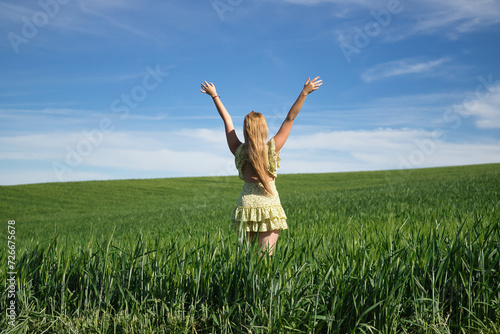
[243,111,273,194]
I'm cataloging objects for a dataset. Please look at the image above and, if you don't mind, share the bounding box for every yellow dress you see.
[231,137,288,232]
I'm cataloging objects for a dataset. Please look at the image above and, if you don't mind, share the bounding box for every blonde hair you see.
[243,111,273,194]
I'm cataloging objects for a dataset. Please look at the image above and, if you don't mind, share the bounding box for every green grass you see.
[1,164,499,333]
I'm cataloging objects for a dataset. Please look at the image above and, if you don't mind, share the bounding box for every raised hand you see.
[302,76,323,95]
[200,81,218,98]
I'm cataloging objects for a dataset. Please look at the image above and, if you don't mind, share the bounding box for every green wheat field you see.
[1,163,499,333]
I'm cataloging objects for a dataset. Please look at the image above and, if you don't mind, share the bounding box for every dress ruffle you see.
[267,137,281,178]
[231,205,288,232]
[231,180,288,233]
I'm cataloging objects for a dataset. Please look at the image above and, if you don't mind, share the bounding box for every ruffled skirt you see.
[231,180,288,232]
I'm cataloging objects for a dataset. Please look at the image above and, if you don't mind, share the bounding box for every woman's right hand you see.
[302,76,323,95]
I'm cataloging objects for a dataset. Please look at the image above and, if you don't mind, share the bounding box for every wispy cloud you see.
[361,57,452,82]
[311,0,500,44]
[0,0,206,51]
[0,2,33,24]
[77,1,153,39]
[273,0,379,6]
[263,50,289,71]
[411,0,500,38]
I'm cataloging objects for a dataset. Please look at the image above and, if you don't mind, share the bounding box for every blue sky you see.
[1,0,500,185]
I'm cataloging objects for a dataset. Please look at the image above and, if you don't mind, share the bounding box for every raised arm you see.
[274,77,322,152]
[200,81,242,155]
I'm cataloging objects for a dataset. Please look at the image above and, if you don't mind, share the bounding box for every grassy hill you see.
[1,164,499,333]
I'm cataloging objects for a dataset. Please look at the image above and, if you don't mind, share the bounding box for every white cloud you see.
[84,148,234,175]
[286,128,423,151]
[437,82,500,130]
[0,130,236,185]
[282,128,428,172]
[1,126,499,185]
[172,128,227,145]
[361,57,452,82]
[279,140,500,175]
[469,84,500,129]
[280,128,500,173]
[0,133,76,160]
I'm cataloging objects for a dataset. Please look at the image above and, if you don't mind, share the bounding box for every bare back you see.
[241,161,275,183]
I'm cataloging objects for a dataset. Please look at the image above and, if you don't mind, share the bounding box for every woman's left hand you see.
[200,81,218,97]
[302,76,322,95]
